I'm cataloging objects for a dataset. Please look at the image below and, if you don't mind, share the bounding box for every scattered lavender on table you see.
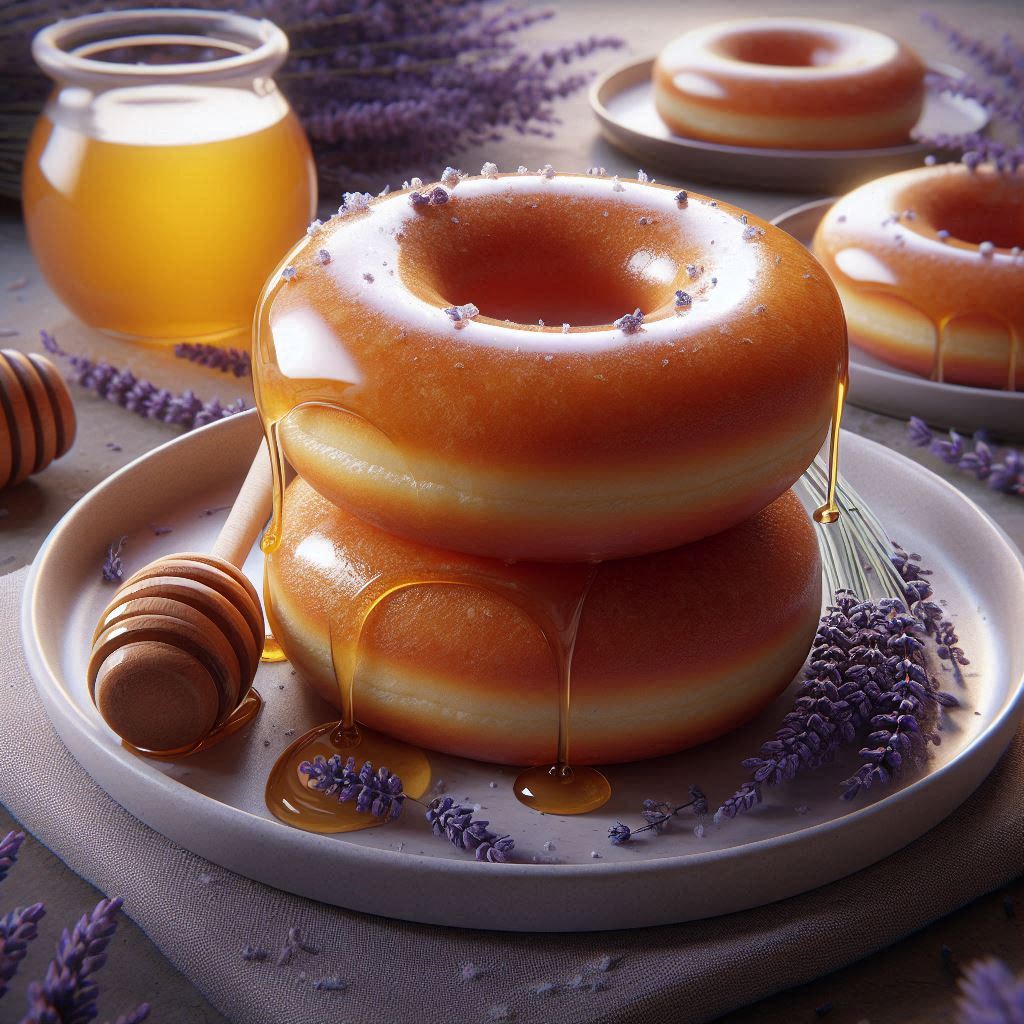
[607,786,708,846]
[0,833,24,886]
[955,957,1024,1023]
[173,343,251,378]
[0,832,45,1000]
[714,548,963,824]
[101,538,127,584]
[40,332,247,431]
[907,418,1023,497]
[915,16,1024,172]
[425,798,515,863]
[22,896,149,1024]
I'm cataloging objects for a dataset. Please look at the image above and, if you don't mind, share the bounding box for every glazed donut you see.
[254,170,846,562]
[813,165,1024,391]
[265,478,822,766]
[652,18,926,150]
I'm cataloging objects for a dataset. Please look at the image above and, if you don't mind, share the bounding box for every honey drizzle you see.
[813,371,848,526]
[259,394,616,827]
[260,634,288,663]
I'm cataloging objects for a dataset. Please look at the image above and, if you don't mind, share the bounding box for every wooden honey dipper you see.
[0,348,76,490]
[88,442,272,754]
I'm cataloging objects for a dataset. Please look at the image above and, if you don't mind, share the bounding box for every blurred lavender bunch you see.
[714,548,964,824]
[908,417,1023,497]
[917,15,1024,172]
[0,829,148,1023]
[41,331,247,432]
[300,756,515,862]
[0,1,623,197]
[956,957,1024,1024]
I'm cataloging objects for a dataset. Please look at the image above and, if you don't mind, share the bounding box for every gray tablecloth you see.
[1,566,1022,1024]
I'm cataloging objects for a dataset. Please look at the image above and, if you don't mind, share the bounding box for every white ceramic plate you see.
[22,411,1024,931]
[772,198,1024,441]
[590,58,989,193]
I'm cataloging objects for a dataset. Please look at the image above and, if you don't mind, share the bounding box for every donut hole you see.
[919,191,1024,250]
[716,29,840,68]
[398,194,683,327]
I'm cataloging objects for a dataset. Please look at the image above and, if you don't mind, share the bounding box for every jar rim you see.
[32,8,289,87]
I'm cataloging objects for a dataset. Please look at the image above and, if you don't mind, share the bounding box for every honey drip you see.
[258,389,614,826]
[813,371,848,526]
[124,687,263,760]
[260,634,288,664]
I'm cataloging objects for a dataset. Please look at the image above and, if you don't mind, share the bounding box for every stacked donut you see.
[254,169,848,766]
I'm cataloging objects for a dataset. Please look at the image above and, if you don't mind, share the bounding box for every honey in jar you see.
[23,10,316,346]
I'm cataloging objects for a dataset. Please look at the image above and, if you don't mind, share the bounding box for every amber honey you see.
[23,86,315,344]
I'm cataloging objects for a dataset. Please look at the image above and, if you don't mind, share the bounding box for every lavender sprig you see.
[607,786,707,845]
[715,550,963,823]
[40,332,247,432]
[425,797,514,863]
[915,17,1024,172]
[0,832,25,885]
[907,418,1023,497]
[299,755,405,821]
[1,904,46,1000]
[173,343,251,378]
[23,896,147,1024]
[955,957,1024,1023]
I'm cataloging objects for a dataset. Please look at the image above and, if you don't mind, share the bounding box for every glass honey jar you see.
[23,9,317,347]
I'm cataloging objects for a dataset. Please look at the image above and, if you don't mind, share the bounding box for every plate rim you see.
[589,56,988,163]
[20,412,1024,928]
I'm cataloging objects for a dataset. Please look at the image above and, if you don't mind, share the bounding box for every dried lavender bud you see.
[281,266,297,282]
[107,1006,151,1024]
[607,822,631,845]
[23,897,145,1024]
[0,903,45,998]
[299,755,405,821]
[102,537,126,584]
[425,797,514,862]
[173,343,251,378]
[443,303,480,325]
[742,225,765,241]
[313,977,347,992]
[315,249,332,266]
[955,957,1024,1023]
[906,418,1023,497]
[613,308,644,333]
[540,163,556,179]
[674,291,692,309]
[675,190,688,207]
[41,332,248,432]
[0,830,24,884]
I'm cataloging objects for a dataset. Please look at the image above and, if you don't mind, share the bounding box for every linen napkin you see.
[1,566,1022,1024]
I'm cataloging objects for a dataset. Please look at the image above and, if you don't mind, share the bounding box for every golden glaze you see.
[653,18,925,150]
[253,171,847,561]
[813,165,1024,390]
[264,479,822,767]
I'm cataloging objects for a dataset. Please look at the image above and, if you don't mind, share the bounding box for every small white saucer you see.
[772,198,1024,441]
[590,58,988,193]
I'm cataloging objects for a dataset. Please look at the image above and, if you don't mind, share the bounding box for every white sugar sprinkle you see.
[440,166,463,188]
[561,323,570,334]
[480,161,499,178]
[612,176,624,192]
[979,241,995,257]
[540,163,556,179]
[306,219,323,235]
[517,165,529,174]
[637,169,649,183]
[587,166,606,176]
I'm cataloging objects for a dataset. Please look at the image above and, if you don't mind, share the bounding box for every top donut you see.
[253,168,847,562]
[653,18,926,150]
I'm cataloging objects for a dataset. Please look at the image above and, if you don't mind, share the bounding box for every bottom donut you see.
[265,480,822,766]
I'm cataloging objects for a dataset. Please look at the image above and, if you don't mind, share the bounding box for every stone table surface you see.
[1,0,1022,1021]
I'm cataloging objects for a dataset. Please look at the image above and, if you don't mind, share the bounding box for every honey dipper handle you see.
[210,440,274,569]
